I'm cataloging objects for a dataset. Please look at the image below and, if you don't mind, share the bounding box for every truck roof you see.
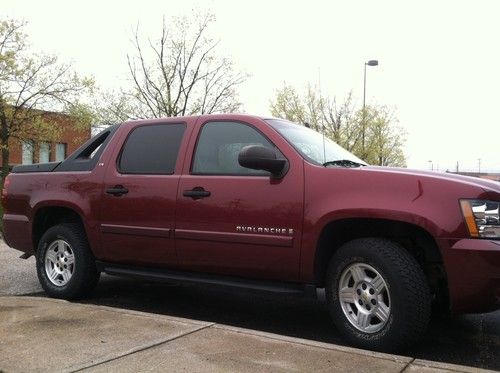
[124,113,272,126]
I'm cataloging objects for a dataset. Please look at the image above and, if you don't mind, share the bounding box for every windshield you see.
[266,119,367,166]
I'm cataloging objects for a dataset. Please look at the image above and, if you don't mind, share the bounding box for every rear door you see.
[175,117,305,281]
[98,120,191,266]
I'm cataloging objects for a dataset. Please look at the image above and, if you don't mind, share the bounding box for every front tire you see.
[325,238,431,352]
[36,223,100,299]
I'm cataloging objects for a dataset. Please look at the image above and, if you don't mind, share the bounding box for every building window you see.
[55,143,67,162]
[22,141,34,165]
[39,142,50,163]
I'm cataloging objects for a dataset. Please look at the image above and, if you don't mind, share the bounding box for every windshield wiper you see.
[323,159,366,168]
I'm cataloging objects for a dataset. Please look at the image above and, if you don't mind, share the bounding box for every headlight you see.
[460,199,500,238]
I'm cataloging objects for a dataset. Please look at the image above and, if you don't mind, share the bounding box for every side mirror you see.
[238,145,288,178]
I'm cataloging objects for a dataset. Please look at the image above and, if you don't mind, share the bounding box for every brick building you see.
[8,110,91,167]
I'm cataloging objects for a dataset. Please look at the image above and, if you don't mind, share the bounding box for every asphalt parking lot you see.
[1,241,499,371]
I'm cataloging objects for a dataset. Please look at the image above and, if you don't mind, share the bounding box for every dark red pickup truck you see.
[3,114,500,351]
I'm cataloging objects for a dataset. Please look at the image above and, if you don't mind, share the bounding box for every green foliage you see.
[270,85,307,125]
[0,18,94,177]
[363,106,406,167]
[270,84,406,167]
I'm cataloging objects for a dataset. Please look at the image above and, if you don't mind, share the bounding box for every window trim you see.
[190,119,288,177]
[116,122,187,176]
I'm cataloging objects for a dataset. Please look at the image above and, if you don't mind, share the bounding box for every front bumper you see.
[439,238,500,313]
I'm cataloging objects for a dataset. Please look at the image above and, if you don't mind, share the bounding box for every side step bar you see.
[96,261,317,298]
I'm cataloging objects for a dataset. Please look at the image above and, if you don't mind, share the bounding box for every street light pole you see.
[362,60,379,157]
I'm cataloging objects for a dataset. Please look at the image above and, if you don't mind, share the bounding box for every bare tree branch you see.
[105,12,245,121]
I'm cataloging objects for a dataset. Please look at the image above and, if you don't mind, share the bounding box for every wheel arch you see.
[313,217,449,309]
[32,204,88,253]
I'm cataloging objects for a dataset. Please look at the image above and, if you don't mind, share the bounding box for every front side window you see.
[119,123,185,174]
[192,121,278,175]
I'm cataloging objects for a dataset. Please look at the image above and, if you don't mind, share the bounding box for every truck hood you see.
[359,165,500,193]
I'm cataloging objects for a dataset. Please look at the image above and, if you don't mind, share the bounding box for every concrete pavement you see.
[0,296,495,373]
[1,242,499,372]
[0,244,39,296]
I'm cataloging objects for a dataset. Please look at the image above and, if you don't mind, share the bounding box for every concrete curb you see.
[408,359,496,373]
[212,323,412,364]
[1,295,496,373]
[19,295,212,327]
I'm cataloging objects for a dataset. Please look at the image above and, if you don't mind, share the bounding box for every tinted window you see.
[192,121,278,175]
[119,124,185,174]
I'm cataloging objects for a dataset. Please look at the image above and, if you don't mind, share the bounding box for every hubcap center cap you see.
[355,283,377,311]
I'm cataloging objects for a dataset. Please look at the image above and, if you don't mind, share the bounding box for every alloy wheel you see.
[338,262,391,333]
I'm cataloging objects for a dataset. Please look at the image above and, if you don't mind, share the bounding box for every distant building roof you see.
[447,171,500,182]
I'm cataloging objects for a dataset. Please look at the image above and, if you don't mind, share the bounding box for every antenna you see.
[318,67,326,163]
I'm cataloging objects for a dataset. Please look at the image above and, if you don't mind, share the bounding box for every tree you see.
[100,13,247,123]
[269,84,406,167]
[0,19,93,177]
[364,106,406,167]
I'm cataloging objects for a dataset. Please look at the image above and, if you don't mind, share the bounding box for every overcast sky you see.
[3,0,499,171]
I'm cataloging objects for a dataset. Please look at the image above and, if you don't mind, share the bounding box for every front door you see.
[99,121,187,266]
[175,118,304,281]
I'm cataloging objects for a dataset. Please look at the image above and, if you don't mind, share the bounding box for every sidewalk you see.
[0,296,493,373]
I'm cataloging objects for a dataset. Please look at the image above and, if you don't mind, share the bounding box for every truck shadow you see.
[77,275,500,371]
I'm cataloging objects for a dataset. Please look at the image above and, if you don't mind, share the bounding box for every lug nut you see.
[371,299,376,305]
[362,283,367,290]
[357,289,361,295]
[369,288,375,295]
[358,300,363,305]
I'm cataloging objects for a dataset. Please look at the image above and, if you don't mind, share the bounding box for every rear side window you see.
[119,124,185,174]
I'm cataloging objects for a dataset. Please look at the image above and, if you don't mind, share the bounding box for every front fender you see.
[299,165,484,282]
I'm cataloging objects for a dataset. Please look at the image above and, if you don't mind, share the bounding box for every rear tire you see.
[325,238,431,352]
[36,223,100,299]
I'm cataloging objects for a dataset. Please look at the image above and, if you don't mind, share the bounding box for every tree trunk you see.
[1,117,10,183]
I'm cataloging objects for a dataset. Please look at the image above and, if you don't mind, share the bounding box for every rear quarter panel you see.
[2,129,120,255]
